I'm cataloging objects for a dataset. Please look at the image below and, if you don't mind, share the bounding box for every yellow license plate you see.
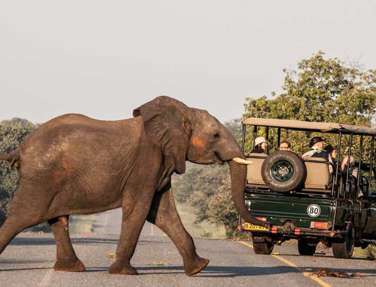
[242,223,269,232]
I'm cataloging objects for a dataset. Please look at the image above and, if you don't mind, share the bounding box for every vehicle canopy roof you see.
[242,117,376,136]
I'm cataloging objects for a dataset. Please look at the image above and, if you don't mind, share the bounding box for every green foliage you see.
[245,51,376,124]
[244,52,376,155]
[206,178,238,237]
[0,118,35,224]
[173,163,238,236]
[224,119,242,145]
[174,164,229,218]
[0,118,34,153]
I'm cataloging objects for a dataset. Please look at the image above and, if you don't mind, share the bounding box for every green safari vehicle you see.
[240,117,376,258]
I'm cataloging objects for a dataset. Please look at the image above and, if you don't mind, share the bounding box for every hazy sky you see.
[1,0,376,123]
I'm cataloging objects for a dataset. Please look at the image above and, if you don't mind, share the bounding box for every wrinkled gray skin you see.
[0,96,267,276]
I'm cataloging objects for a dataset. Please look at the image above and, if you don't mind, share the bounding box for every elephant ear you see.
[133,96,192,175]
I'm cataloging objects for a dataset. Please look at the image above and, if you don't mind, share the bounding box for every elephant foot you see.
[109,261,138,275]
[184,257,209,276]
[54,259,86,272]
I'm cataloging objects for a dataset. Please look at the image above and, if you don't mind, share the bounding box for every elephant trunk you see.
[228,160,270,228]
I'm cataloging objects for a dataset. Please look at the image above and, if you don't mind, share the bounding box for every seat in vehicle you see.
[303,157,331,191]
[246,153,267,185]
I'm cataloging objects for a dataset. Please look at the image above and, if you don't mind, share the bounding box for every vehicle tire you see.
[252,236,274,255]
[298,239,317,256]
[332,226,354,259]
[261,151,307,192]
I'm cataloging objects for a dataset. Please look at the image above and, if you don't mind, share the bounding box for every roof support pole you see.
[357,136,364,189]
[371,136,375,184]
[277,128,281,147]
[345,134,354,199]
[241,124,246,153]
[334,131,342,199]
[252,126,258,151]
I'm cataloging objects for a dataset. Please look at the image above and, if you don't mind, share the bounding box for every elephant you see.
[0,96,268,276]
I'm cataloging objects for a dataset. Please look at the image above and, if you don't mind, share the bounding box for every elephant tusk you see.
[232,157,253,165]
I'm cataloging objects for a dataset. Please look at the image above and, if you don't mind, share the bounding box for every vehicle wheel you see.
[298,239,317,256]
[252,236,274,255]
[261,151,307,192]
[332,226,354,259]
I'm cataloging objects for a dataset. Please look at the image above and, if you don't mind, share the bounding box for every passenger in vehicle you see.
[279,141,292,151]
[252,136,268,154]
[325,144,337,172]
[341,155,355,174]
[302,136,329,160]
[341,154,363,198]
[325,145,337,163]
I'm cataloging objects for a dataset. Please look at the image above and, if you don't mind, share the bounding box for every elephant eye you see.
[213,132,220,139]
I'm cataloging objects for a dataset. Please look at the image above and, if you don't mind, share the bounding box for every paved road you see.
[0,210,375,287]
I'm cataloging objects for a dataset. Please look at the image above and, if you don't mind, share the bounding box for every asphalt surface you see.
[0,210,376,287]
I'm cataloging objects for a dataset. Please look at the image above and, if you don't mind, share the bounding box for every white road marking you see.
[38,269,54,287]
[239,241,332,287]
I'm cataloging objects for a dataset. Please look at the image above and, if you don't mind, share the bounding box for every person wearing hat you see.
[302,136,329,160]
[252,136,268,154]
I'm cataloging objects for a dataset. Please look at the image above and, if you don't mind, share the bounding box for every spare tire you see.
[261,151,306,192]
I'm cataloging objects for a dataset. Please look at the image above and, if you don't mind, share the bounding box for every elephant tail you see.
[0,149,20,168]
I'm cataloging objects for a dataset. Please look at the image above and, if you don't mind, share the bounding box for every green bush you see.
[0,118,35,223]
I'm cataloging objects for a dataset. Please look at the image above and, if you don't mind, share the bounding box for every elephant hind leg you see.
[147,189,209,276]
[0,216,34,255]
[0,185,47,255]
[48,216,85,272]
[0,212,46,255]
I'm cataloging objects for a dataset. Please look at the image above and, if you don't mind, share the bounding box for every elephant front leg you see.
[109,192,154,275]
[49,216,85,272]
[147,189,209,276]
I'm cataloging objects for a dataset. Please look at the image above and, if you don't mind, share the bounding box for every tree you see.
[206,176,238,236]
[244,52,376,155]
[0,118,35,224]
[245,52,376,125]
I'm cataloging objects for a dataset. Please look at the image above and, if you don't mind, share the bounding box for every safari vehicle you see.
[240,117,376,258]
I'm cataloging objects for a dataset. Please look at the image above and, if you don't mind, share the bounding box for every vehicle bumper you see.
[241,223,346,238]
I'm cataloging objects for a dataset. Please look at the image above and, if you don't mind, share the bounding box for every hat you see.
[309,136,325,148]
[254,136,267,146]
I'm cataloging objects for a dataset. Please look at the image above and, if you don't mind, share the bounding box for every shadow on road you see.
[72,265,376,278]
[135,265,376,278]
[0,267,52,272]
[83,265,376,278]
[138,265,298,277]
[8,236,163,246]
